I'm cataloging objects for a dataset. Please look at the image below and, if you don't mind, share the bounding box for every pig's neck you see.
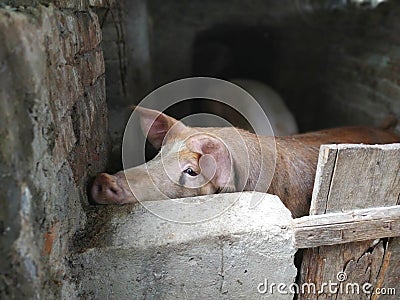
[243,135,276,192]
[222,128,276,192]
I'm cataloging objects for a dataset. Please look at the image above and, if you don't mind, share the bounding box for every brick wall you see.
[97,0,153,171]
[0,1,109,298]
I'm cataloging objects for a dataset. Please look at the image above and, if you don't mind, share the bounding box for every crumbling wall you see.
[316,2,400,129]
[144,0,400,132]
[271,1,400,131]
[0,1,109,298]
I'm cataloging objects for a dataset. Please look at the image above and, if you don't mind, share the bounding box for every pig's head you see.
[91,107,237,205]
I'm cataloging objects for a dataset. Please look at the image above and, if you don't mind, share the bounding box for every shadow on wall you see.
[192,24,277,83]
[191,24,300,134]
[190,23,319,133]
[190,1,399,132]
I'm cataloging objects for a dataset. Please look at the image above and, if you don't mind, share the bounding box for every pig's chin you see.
[95,190,136,205]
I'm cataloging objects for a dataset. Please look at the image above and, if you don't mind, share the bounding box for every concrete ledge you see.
[72,192,297,299]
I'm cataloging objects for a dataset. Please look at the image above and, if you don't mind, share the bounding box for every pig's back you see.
[290,126,399,146]
[270,126,399,217]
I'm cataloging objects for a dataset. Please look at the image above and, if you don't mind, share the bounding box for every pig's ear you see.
[133,106,187,149]
[186,134,234,191]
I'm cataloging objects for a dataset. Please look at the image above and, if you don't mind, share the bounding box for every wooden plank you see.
[374,237,400,299]
[294,205,400,249]
[309,145,338,215]
[315,143,400,213]
[299,143,400,300]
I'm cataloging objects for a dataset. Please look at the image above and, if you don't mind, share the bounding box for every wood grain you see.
[294,205,400,248]
[298,143,400,300]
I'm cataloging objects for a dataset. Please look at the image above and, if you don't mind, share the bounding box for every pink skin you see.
[90,107,244,205]
[91,173,134,204]
[90,107,400,218]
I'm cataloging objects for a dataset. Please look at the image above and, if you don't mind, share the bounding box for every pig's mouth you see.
[90,173,135,205]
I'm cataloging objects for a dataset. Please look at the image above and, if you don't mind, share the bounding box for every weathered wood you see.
[294,205,400,249]
[299,143,400,300]
[309,145,338,215]
[311,143,400,214]
[374,237,400,300]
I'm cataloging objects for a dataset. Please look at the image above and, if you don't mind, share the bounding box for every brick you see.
[0,4,108,298]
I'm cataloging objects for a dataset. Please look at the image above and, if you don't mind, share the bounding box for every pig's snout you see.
[91,173,134,205]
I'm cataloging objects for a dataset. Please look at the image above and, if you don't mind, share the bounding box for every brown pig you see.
[91,107,399,217]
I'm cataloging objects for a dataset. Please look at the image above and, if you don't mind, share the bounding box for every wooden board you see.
[299,143,400,300]
[294,205,400,249]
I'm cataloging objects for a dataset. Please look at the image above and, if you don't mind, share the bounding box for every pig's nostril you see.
[109,187,118,195]
[97,184,103,193]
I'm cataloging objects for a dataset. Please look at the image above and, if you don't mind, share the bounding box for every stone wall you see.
[143,0,400,132]
[271,0,400,131]
[0,1,109,298]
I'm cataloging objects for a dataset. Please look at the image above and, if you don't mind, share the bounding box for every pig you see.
[91,107,399,217]
[222,79,299,135]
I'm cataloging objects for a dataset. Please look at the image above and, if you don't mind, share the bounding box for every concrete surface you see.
[72,192,297,299]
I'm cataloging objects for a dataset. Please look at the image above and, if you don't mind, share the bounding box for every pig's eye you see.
[183,167,198,177]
